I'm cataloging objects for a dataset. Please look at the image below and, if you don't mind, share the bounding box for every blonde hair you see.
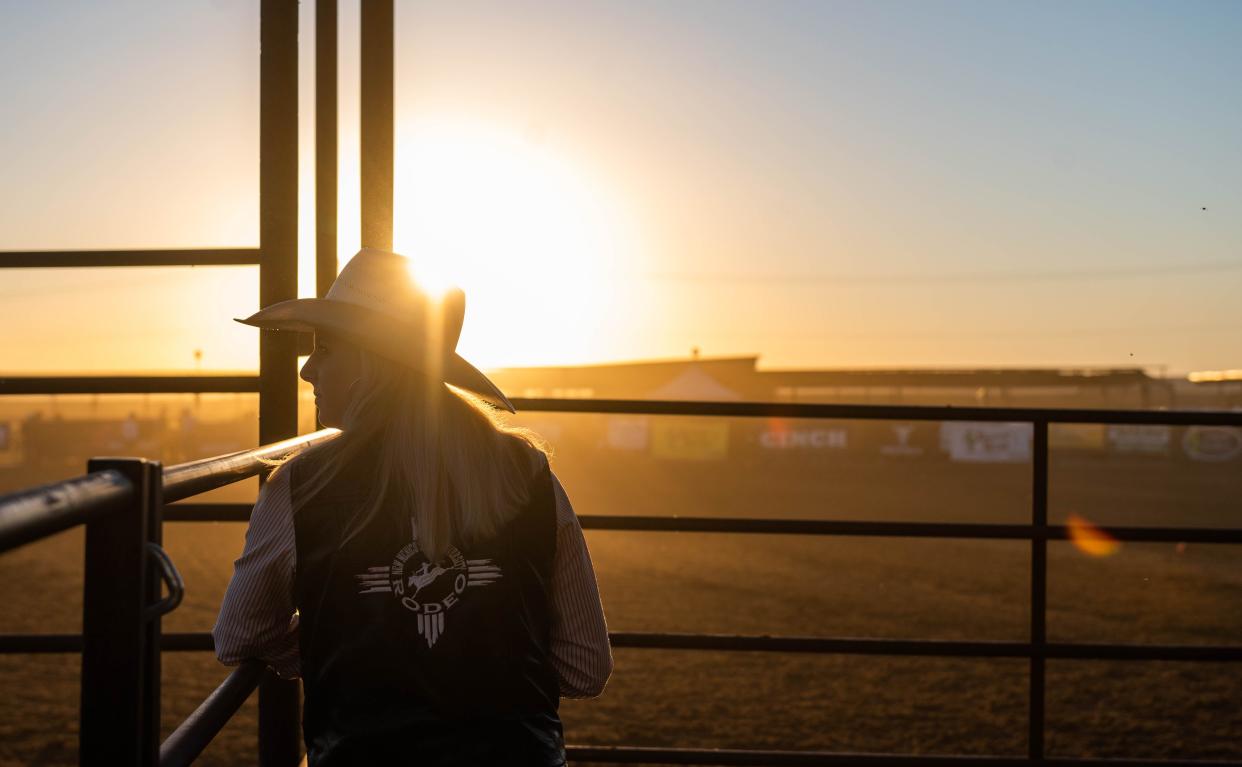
[261,346,552,563]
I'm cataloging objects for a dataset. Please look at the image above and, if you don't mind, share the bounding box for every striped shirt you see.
[212,464,614,698]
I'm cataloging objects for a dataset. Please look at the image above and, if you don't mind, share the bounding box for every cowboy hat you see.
[234,248,516,413]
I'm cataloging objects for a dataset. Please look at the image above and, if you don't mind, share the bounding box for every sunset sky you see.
[1,0,1239,376]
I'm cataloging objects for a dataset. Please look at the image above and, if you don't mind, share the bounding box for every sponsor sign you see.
[1182,426,1242,463]
[940,422,1032,463]
[758,420,847,450]
[1106,424,1170,455]
[879,423,924,457]
[1048,424,1107,451]
[651,419,729,461]
[606,416,649,451]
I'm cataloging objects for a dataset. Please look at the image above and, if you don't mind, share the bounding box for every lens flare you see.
[1066,513,1121,557]
[404,257,454,300]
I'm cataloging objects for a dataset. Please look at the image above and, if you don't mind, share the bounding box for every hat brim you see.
[235,298,517,414]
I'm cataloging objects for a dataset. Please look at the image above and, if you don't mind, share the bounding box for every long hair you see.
[261,346,552,564]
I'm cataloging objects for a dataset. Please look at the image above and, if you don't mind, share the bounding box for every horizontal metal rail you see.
[161,503,1242,544]
[5,631,1240,663]
[160,660,266,767]
[564,746,1239,766]
[578,517,1242,543]
[2,391,1237,417]
[163,428,339,503]
[0,248,261,268]
[0,471,133,553]
[0,375,261,395]
[509,397,1242,426]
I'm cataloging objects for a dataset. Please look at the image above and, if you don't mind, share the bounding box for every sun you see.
[392,118,638,370]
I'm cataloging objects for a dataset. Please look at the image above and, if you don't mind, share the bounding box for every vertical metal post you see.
[141,460,165,767]
[259,671,302,767]
[317,0,338,296]
[260,0,300,418]
[80,458,159,767]
[260,1,302,765]
[1029,420,1048,761]
[360,0,394,251]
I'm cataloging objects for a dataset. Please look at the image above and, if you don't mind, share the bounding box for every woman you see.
[212,248,613,766]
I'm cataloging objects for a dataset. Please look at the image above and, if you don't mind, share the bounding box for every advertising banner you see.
[940,422,1033,463]
[1182,426,1242,463]
[1048,423,1107,451]
[606,416,649,451]
[651,419,729,461]
[1106,424,1170,455]
[758,419,848,450]
[878,422,926,457]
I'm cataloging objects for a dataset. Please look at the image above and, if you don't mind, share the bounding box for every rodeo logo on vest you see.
[354,529,504,648]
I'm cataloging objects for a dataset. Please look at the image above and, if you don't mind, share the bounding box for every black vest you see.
[290,443,566,767]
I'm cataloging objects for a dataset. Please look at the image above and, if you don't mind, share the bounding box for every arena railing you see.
[0,428,338,767]
[0,458,181,767]
[2,399,1241,766]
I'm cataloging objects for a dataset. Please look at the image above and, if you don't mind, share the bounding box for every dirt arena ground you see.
[1,443,1239,765]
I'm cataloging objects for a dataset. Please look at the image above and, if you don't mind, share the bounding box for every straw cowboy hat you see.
[235,248,516,413]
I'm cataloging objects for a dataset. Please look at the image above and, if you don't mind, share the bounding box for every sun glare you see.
[403,255,454,300]
[393,119,638,369]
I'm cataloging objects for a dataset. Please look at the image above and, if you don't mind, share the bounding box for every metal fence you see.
[0,428,337,766]
[1,398,1239,766]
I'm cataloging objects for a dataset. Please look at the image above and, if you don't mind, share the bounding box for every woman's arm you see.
[211,466,301,680]
[547,471,614,698]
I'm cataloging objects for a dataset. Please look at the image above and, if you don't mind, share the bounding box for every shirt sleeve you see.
[547,470,614,698]
[211,466,301,680]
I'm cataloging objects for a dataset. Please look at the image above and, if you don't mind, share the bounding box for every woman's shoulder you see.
[502,431,552,481]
